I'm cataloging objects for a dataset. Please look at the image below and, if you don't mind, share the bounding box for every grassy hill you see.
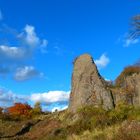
[0,103,140,140]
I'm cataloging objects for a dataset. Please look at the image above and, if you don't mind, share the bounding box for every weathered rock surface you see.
[68,54,140,113]
[69,54,114,113]
[113,73,140,107]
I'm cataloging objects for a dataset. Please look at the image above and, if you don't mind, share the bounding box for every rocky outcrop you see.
[113,73,140,107]
[69,54,114,113]
[68,54,140,113]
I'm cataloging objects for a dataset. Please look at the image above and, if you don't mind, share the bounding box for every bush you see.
[108,102,140,124]
[67,104,140,135]
[32,102,42,115]
[66,105,110,134]
[78,105,110,127]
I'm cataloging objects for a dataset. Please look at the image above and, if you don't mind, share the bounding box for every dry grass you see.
[0,105,140,140]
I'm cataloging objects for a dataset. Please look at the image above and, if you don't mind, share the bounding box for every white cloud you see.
[40,39,48,53]
[95,54,110,69]
[116,33,139,47]
[31,91,70,105]
[0,45,43,80]
[51,105,68,112]
[0,87,28,107]
[0,10,3,21]
[0,45,26,59]
[0,86,69,111]
[14,66,43,81]
[18,25,48,50]
[0,24,47,80]
[124,39,139,47]
[24,25,40,47]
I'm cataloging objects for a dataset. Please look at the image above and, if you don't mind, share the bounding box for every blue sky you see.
[0,0,140,111]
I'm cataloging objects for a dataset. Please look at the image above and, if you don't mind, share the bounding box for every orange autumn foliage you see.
[7,103,32,117]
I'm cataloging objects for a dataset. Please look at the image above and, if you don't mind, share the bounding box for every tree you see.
[129,15,140,39]
[7,103,32,117]
[33,102,42,114]
[128,15,140,66]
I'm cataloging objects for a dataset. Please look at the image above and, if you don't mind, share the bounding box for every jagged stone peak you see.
[69,54,114,113]
[74,53,95,64]
[76,53,92,60]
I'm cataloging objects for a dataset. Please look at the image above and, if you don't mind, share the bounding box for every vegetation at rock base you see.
[0,91,140,140]
[1,103,140,140]
[49,104,140,140]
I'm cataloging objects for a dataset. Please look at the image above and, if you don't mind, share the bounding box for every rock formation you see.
[69,54,140,113]
[69,54,114,113]
[112,73,140,107]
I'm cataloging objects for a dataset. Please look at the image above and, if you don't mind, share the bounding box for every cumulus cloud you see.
[0,45,27,60]
[95,54,110,69]
[0,45,39,80]
[31,91,70,105]
[22,25,40,47]
[0,24,47,80]
[0,87,28,107]
[0,87,70,110]
[0,45,36,80]
[14,66,43,81]
[124,38,139,47]
[18,25,48,49]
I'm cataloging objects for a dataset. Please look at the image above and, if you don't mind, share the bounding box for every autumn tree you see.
[7,103,32,118]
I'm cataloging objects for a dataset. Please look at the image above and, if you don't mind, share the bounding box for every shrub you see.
[32,102,42,115]
[68,104,140,135]
[78,105,109,127]
[66,105,110,134]
[108,102,139,123]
